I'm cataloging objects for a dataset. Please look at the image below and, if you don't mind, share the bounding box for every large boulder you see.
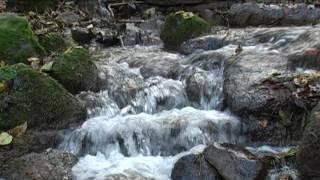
[160,11,209,50]
[0,14,45,65]
[0,149,77,180]
[224,49,316,144]
[6,0,59,12]
[297,103,320,179]
[203,143,267,180]
[49,47,98,94]
[171,154,223,180]
[0,63,86,130]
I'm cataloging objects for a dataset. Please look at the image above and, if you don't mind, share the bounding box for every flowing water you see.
[58,25,320,179]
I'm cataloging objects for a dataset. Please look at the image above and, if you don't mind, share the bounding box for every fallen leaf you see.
[0,81,7,93]
[41,61,54,72]
[8,122,28,137]
[0,132,13,145]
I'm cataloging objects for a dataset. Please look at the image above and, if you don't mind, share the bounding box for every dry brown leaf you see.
[8,122,28,137]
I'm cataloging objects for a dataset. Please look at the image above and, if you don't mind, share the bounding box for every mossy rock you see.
[0,14,45,65]
[49,47,98,94]
[160,11,209,50]
[0,63,86,130]
[39,33,67,53]
[6,0,58,12]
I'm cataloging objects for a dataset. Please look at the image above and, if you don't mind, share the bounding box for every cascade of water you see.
[59,26,317,179]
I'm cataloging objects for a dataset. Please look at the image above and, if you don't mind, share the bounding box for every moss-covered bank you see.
[0,14,45,65]
[0,63,86,130]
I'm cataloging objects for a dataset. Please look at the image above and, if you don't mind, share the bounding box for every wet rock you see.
[117,48,182,79]
[96,28,120,47]
[56,11,81,26]
[229,3,265,26]
[171,154,223,180]
[0,14,45,65]
[71,27,94,44]
[288,46,320,71]
[229,3,320,26]
[103,172,152,180]
[160,11,209,50]
[282,4,320,26]
[224,50,304,144]
[97,62,145,108]
[182,51,225,109]
[123,23,144,46]
[0,149,77,180]
[204,143,267,180]
[49,47,98,94]
[0,130,64,168]
[145,0,205,6]
[76,0,111,18]
[0,63,86,130]
[297,103,320,179]
[180,35,228,55]
[199,9,225,26]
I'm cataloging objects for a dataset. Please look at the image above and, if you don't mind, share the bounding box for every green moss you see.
[0,63,85,130]
[39,33,67,53]
[49,47,98,94]
[160,11,209,50]
[0,14,45,65]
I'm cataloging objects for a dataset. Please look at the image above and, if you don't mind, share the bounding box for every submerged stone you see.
[0,63,86,130]
[0,14,45,65]
[160,11,209,50]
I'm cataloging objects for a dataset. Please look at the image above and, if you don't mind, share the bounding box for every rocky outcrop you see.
[160,11,209,50]
[0,149,77,180]
[229,3,320,27]
[203,143,267,180]
[171,154,223,180]
[297,103,320,179]
[0,14,45,65]
[180,35,228,55]
[0,63,86,130]
[49,47,98,94]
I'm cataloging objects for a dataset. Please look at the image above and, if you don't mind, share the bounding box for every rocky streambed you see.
[1,1,320,180]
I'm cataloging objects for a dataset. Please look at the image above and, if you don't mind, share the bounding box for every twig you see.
[117,19,145,23]
[109,1,145,7]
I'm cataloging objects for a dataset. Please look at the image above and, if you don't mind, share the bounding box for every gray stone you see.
[171,154,223,180]
[0,149,77,180]
[297,103,320,179]
[204,143,266,180]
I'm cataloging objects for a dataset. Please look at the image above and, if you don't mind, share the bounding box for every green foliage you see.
[0,14,45,65]
[160,11,209,50]
[39,33,67,53]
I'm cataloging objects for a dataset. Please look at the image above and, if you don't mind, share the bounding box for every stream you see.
[58,25,320,179]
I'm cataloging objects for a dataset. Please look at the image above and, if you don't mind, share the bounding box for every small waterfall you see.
[59,25,317,179]
[60,107,240,157]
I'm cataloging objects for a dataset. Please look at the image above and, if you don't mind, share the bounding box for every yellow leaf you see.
[0,81,7,93]
[8,122,28,137]
[0,132,13,145]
